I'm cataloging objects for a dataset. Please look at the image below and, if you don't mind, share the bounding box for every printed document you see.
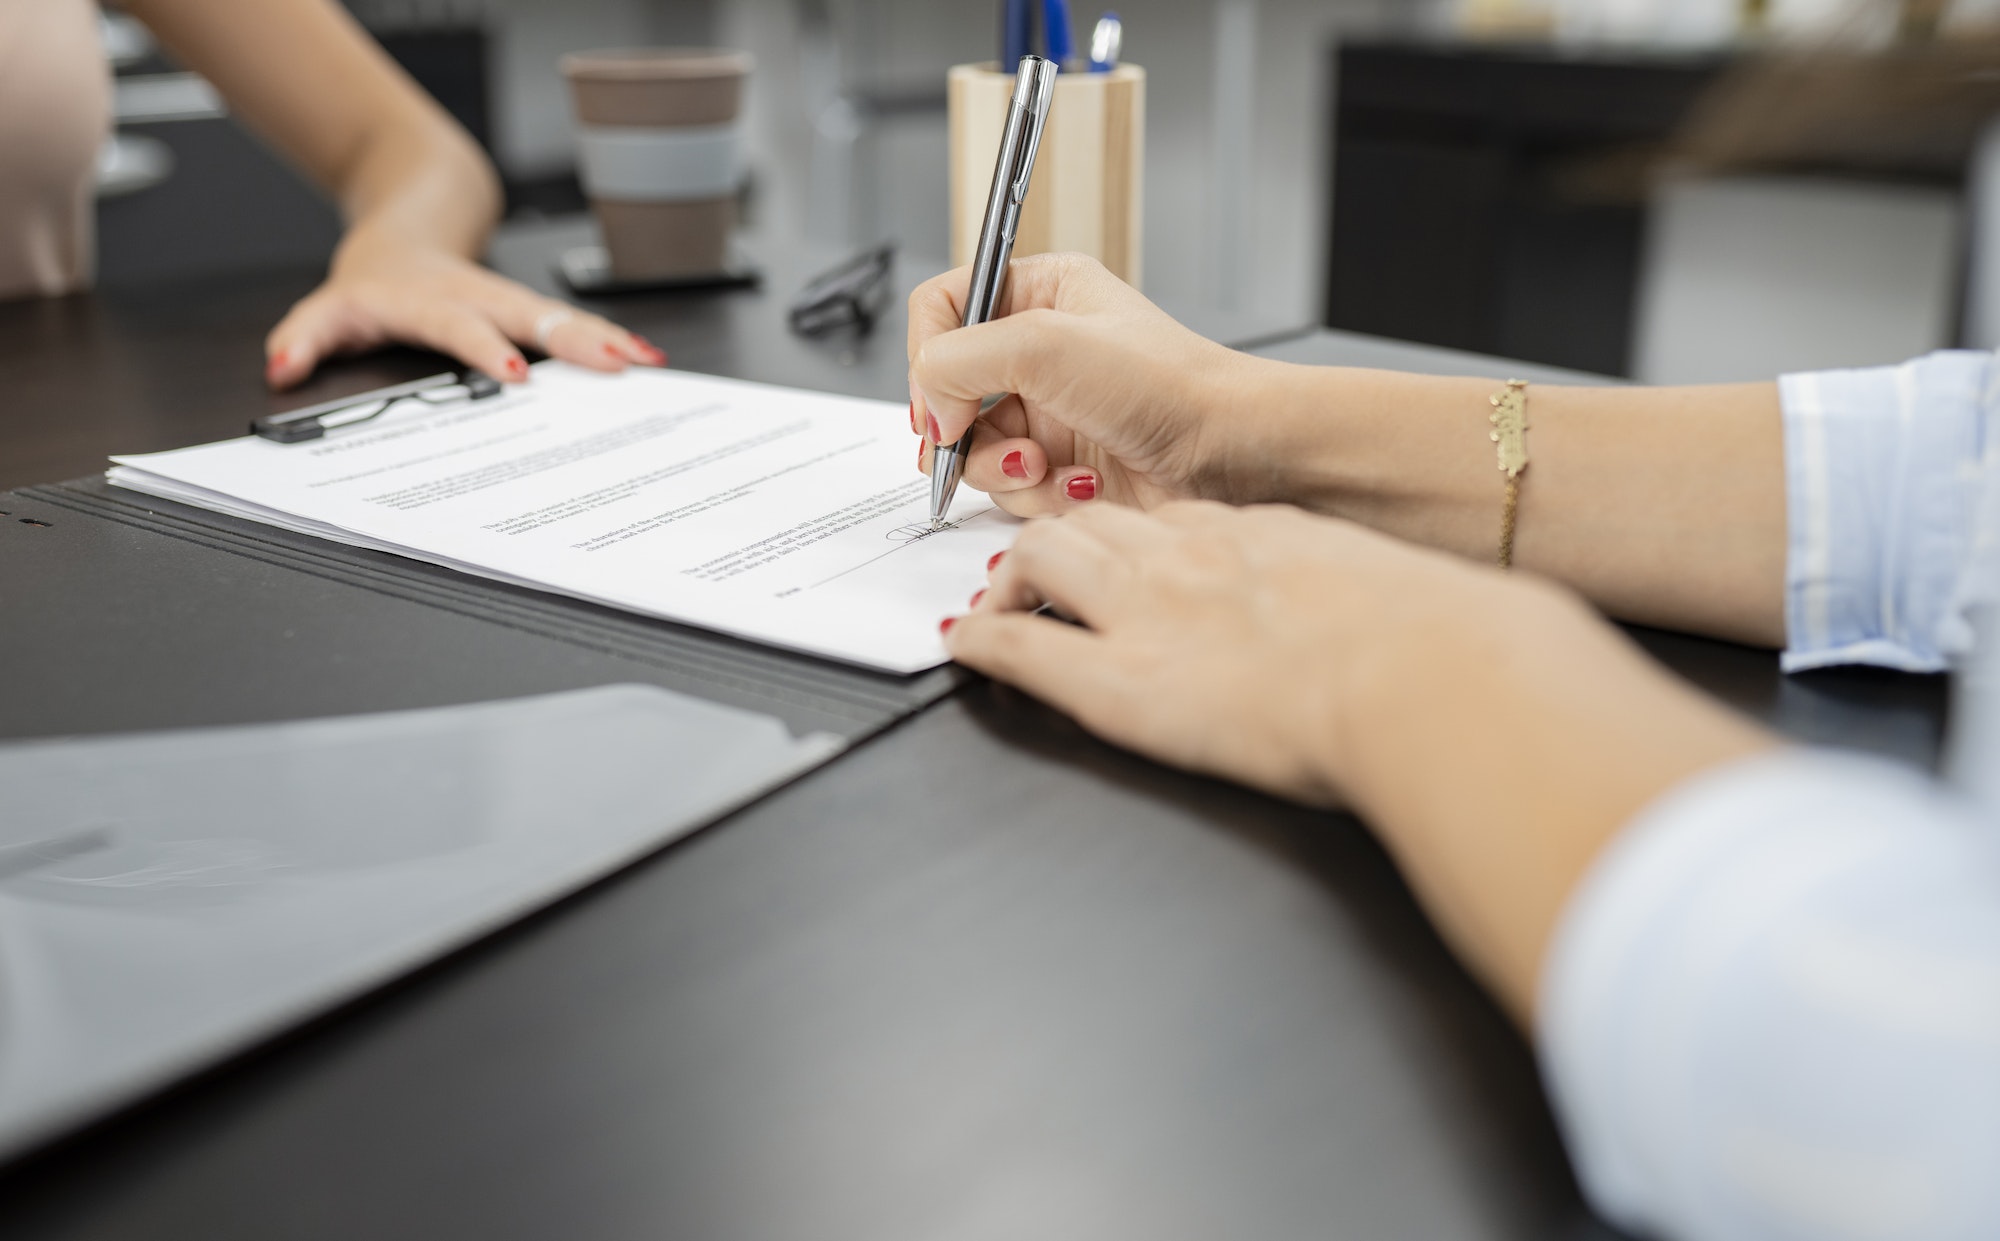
[107,364,1018,673]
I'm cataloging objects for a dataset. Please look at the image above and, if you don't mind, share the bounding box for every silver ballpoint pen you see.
[929,53,1060,529]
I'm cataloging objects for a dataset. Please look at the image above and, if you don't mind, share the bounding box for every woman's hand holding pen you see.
[908,252,1269,513]
[909,252,1789,647]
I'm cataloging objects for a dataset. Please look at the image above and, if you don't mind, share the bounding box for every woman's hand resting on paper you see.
[117,0,664,393]
[907,253,1275,513]
[263,231,664,390]
[940,500,1775,1020]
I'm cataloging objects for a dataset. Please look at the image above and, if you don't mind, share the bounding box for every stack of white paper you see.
[109,364,1017,673]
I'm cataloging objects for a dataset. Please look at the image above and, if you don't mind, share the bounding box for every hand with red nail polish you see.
[936,498,1778,1028]
[110,0,661,394]
[262,238,660,389]
[906,252,1271,519]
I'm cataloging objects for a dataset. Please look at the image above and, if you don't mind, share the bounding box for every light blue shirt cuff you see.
[1779,350,1997,673]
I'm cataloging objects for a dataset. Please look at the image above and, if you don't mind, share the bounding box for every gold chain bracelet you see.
[1488,379,1530,569]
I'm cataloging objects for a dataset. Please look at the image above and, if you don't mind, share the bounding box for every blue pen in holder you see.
[1042,0,1073,66]
[1001,0,1034,70]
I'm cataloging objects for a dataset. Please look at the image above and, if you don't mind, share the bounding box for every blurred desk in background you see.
[0,222,1947,1241]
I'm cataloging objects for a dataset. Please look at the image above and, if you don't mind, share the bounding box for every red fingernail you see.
[969,588,986,607]
[926,413,942,445]
[1065,474,1097,501]
[939,617,957,635]
[1002,450,1028,480]
[506,356,528,380]
[602,343,622,359]
[987,551,1005,571]
[268,348,289,369]
[917,438,927,468]
[909,400,918,433]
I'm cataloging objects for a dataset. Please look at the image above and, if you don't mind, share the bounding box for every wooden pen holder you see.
[947,63,1146,289]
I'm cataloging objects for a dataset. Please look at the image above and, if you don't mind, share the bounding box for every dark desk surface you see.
[0,224,1946,1240]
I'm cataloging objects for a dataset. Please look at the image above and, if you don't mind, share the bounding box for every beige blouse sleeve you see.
[0,0,111,301]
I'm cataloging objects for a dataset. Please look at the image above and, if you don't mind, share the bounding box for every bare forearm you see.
[331,126,498,262]
[948,495,1781,1029]
[128,0,500,258]
[1215,361,1789,647]
[1335,578,1778,1024]
[116,0,648,388]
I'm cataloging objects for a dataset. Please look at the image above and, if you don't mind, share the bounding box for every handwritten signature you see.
[885,520,963,544]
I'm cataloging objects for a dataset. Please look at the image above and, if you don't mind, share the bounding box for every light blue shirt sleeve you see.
[1538,750,2000,1241]
[1779,350,2000,673]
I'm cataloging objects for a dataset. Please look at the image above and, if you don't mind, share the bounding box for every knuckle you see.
[1065,502,1124,535]
[984,616,1027,658]
[1155,498,1228,527]
[961,615,1021,671]
[1243,500,1299,523]
[1056,251,1106,280]
[909,268,967,320]
[1161,526,1244,583]
[1010,519,1061,560]
[993,491,1044,519]
[1012,307,1061,345]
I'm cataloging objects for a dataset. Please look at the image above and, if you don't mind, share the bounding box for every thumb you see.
[910,307,1076,444]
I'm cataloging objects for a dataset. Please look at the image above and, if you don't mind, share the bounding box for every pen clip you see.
[1008,61,1060,204]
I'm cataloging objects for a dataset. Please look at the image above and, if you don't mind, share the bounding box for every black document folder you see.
[0,477,962,743]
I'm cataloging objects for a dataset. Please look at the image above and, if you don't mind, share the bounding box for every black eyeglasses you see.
[250,370,503,443]
[789,244,896,337]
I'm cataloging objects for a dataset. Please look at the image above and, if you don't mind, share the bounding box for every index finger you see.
[904,253,1092,381]
[943,609,1116,725]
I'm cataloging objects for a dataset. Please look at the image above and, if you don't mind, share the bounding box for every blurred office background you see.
[95,0,2000,382]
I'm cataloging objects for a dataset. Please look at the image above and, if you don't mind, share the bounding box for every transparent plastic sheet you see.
[0,684,842,1160]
